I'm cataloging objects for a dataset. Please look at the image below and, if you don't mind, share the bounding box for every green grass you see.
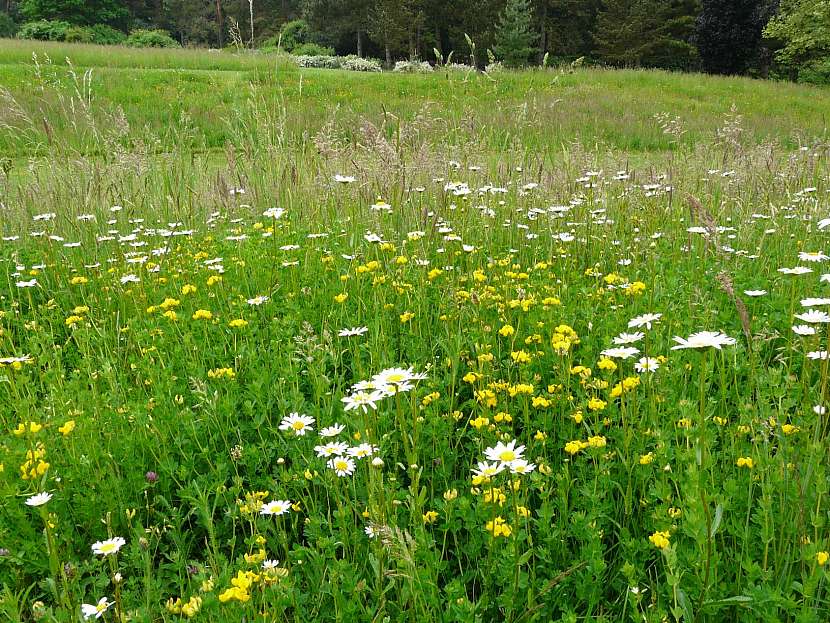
[1,39,830,623]
[0,38,828,160]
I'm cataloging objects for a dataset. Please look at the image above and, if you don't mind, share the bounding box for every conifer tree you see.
[493,0,538,67]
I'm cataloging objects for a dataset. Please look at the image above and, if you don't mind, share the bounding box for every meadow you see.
[1,39,830,622]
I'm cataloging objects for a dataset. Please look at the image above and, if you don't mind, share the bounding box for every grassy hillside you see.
[0,39,828,160]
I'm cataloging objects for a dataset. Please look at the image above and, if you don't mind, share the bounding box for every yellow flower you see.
[399,311,415,323]
[510,350,531,364]
[485,516,512,538]
[649,530,670,549]
[498,324,515,337]
[72,305,89,315]
[782,424,799,435]
[228,318,248,328]
[639,452,654,465]
[207,275,222,286]
[70,276,88,285]
[736,457,754,469]
[58,420,76,436]
[587,397,607,411]
[192,309,212,320]
[423,510,439,524]
[334,293,348,303]
[443,489,458,501]
[181,284,197,295]
[65,315,84,327]
[817,551,829,566]
[162,310,178,321]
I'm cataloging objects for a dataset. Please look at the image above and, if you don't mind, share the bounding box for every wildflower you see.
[423,511,439,524]
[58,420,76,436]
[736,457,754,469]
[649,531,670,549]
[613,332,644,345]
[314,442,348,457]
[484,440,526,466]
[399,311,415,322]
[639,453,654,465]
[498,324,515,337]
[25,492,52,507]
[334,293,349,303]
[634,357,660,373]
[92,537,126,556]
[587,397,606,411]
[260,500,292,516]
[628,313,662,329]
[794,310,830,324]
[564,440,586,455]
[509,459,536,475]
[228,319,248,328]
[347,443,378,459]
[744,290,767,296]
[600,346,640,360]
[443,489,458,501]
[485,516,512,538]
[327,456,356,477]
[511,350,532,364]
[192,309,213,321]
[278,413,315,436]
[81,597,112,620]
[597,357,617,372]
[671,331,736,350]
[342,390,385,412]
[471,461,505,478]
[338,326,368,337]
[319,423,345,437]
[247,295,269,305]
[817,551,829,566]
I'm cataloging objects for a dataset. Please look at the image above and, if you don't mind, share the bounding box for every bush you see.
[279,19,309,52]
[64,26,94,43]
[393,60,433,73]
[88,24,126,45]
[125,28,179,48]
[293,55,383,72]
[341,55,382,72]
[17,19,72,41]
[0,11,17,38]
[294,55,342,69]
[291,42,334,56]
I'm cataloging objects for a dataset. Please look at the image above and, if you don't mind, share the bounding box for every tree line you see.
[1,0,828,81]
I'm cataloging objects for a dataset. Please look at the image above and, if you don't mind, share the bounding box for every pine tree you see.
[695,0,776,74]
[493,0,538,67]
[594,0,698,70]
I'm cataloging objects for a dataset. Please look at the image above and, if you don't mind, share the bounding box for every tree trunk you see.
[357,29,363,57]
[435,24,442,56]
[385,41,392,68]
[215,0,224,48]
[538,0,547,64]
[408,28,415,60]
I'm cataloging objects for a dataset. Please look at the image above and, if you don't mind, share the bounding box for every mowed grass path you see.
[0,38,828,160]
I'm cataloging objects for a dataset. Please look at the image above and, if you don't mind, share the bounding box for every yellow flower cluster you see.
[486,516,512,538]
[166,595,202,618]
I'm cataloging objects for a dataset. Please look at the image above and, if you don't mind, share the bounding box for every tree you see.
[367,0,410,65]
[303,0,372,56]
[493,0,538,67]
[764,0,830,80]
[593,0,698,70]
[695,0,776,74]
[19,0,130,26]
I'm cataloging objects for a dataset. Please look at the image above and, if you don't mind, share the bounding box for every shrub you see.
[88,24,126,45]
[393,60,433,73]
[125,28,179,48]
[0,11,17,38]
[341,55,382,72]
[64,26,94,43]
[279,19,309,52]
[291,42,334,56]
[17,19,72,41]
[294,55,342,69]
[293,55,383,72]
